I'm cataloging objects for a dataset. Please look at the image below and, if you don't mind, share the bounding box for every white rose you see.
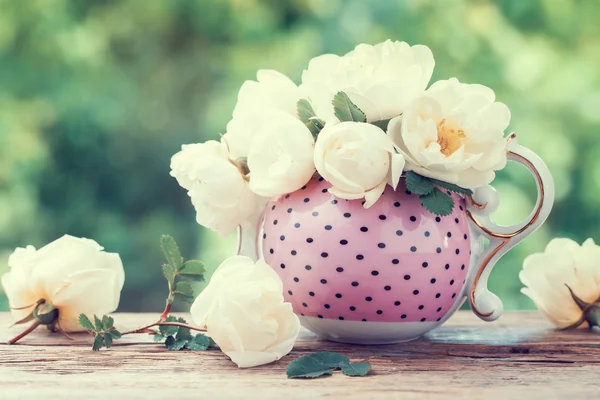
[520,238,600,329]
[314,121,405,208]
[190,256,300,368]
[1,235,124,332]
[301,40,434,122]
[170,141,263,237]
[388,78,510,188]
[247,110,315,198]
[223,70,304,159]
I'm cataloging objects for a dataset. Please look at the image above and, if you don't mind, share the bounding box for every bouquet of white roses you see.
[171,39,510,237]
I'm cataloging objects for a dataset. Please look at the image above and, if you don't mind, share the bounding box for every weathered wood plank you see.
[0,312,598,399]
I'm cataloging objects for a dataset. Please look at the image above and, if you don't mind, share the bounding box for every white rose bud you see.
[314,121,405,208]
[191,256,300,368]
[223,70,304,159]
[1,235,124,332]
[170,141,263,237]
[520,238,600,329]
[247,110,316,198]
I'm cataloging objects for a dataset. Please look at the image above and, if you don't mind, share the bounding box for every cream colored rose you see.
[1,235,124,332]
[388,78,510,189]
[520,238,600,329]
[190,256,300,368]
[314,121,405,208]
[170,140,264,237]
[301,40,434,122]
[247,110,315,198]
[223,70,304,159]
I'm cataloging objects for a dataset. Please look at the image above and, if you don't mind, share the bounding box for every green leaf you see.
[159,325,179,338]
[162,264,176,285]
[175,326,192,342]
[101,315,114,331]
[93,315,104,332]
[153,334,165,342]
[297,98,316,121]
[297,99,325,136]
[174,293,195,303]
[341,362,371,377]
[370,118,391,131]
[287,355,334,379]
[160,234,183,270]
[420,188,455,216]
[332,91,366,122]
[430,179,473,195]
[109,330,122,340]
[185,334,213,351]
[78,314,95,331]
[165,336,187,351]
[405,171,435,195]
[179,260,205,279]
[92,334,104,351]
[103,332,113,348]
[174,282,194,297]
[309,352,350,369]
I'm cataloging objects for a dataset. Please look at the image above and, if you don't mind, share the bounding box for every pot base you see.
[298,315,442,345]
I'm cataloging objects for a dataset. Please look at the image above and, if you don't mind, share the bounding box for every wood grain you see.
[0,311,598,399]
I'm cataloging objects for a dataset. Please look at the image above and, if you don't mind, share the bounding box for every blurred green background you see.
[0,0,597,313]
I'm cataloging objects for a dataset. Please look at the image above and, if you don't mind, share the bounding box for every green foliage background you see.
[1,0,598,312]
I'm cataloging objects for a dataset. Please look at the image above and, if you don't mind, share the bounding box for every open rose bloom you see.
[2,235,125,333]
[520,238,600,329]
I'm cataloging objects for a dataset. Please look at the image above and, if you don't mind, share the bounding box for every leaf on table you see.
[78,314,95,331]
[405,171,435,195]
[160,234,183,270]
[92,334,104,351]
[341,362,371,377]
[185,334,213,351]
[165,335,187,351]
[332,91,367,123]
[308,352,350,369]
[287,355,334,379]
[420,187,455,216]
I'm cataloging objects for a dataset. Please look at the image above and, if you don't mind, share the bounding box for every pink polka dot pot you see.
[237,140,554,344]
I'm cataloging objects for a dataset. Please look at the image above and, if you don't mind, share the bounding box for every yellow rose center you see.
[436,119,466,157]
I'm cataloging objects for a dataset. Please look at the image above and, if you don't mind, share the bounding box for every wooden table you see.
[0,311,597,399]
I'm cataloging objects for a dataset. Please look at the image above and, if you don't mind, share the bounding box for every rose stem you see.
[7,319,41,345]
[121,321,206,336]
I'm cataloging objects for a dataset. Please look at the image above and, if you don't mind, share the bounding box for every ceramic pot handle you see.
[466,133,555,321]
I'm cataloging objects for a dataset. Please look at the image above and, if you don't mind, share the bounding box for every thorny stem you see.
[7,319,42,345]
[122,321,206,336]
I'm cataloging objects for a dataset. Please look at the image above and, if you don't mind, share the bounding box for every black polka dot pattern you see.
[261,176,470,323]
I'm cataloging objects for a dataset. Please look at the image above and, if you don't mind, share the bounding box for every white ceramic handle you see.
[466,134,555,321]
